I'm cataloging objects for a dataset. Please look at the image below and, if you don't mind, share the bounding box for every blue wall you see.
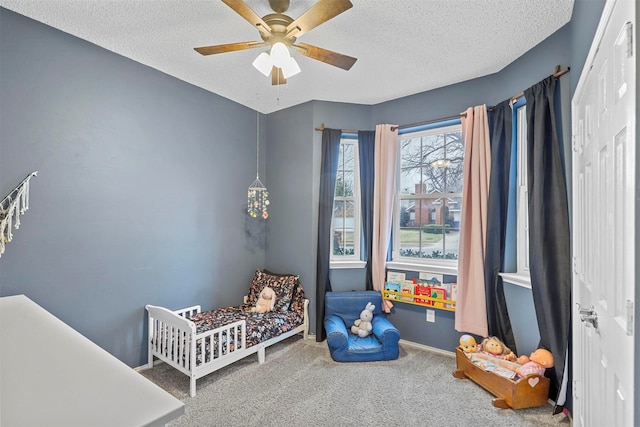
[0,8,265,367]
[0,0,606,368]
[368,25,572,356]
[263,0,605,357]
[265,100,373,328]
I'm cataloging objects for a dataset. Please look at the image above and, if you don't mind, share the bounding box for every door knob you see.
[577,304,598,330]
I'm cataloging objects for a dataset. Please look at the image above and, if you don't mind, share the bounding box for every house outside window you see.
[331,138,363,267]
[393,123,464,268]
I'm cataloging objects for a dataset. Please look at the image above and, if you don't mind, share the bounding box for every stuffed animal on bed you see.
[480,336,516,361]
[350,302,375,338]
[250,286,276,313]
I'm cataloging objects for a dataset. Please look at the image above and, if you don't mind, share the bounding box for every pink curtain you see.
[372,124,399,313]
[455,105,491,336]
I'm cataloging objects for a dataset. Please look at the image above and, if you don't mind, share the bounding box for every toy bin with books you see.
[383,272,456,312]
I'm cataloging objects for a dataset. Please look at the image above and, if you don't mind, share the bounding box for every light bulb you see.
[281,56,301,79]
[252,52,272,76]
[270,42,290,68]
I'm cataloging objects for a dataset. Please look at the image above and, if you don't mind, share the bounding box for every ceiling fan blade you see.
[294,42,357,71]
[194,41,267,55]
[271,66,286,86]
[285,0,352,38]
[222,0,272,36]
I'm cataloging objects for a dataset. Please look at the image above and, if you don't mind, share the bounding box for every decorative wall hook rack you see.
[1,171,38,257]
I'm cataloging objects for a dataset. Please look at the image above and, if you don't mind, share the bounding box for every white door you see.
[572,0,635,426]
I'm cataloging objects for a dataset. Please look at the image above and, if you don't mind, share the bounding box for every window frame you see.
[515,103,530,276]
[500,98,532,288]
[330,137,365,269]
[389,121,463,273]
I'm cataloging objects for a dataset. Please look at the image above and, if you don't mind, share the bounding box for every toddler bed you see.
[145,269,309,397]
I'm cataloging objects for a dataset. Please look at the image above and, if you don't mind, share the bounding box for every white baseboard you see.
[399,339,456,358]
[134,359,164,372]
[134,337,453,371]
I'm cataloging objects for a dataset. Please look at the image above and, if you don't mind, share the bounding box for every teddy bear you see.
[350,302,375,338]
[250,286,275,313]
[513,348,554,377]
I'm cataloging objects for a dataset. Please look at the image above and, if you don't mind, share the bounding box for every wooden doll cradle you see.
[452,347,550,409]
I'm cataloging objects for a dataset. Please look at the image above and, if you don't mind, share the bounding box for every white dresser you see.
[0,294,184,426]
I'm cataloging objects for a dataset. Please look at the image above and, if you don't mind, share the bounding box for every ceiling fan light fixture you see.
[195,0,357,84]
[252,52,273,76]
[281,56,301,79]
[270,42,290,68]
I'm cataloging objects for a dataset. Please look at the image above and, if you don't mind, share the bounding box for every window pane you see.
[445,132,464,193]
[400,137,422,195]
[335,176,345,197]
[331,139,361,261]
[343,231,355,255]
[442,197,461,259]
[342,175,354,197]
[396,124,463,262]
[424,133,445,166]
[400,137,422,169]
[343,143,354,171]
[332,200,345,255]
[398,198,422,257]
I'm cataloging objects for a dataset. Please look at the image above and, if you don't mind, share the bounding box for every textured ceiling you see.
[0,0,574,113]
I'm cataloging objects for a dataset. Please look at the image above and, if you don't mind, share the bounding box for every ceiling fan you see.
[194,0,357,85]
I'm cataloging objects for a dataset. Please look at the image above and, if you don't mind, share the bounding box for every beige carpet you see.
[140,336,570,426]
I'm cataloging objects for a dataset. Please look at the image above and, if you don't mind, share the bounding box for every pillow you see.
[247,269,299,312]
[289,280,306,314]
[247,269,264,305]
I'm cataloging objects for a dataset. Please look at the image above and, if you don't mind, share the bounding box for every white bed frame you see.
[145,298,309,397]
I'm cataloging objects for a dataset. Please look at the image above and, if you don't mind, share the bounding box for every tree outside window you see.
[395,124,463,262]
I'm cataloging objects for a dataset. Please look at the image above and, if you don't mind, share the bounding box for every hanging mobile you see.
[247,110,269,219]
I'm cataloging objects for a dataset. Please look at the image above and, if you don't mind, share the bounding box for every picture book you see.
[414,282,431,304]
[399,281,415,302]
[430,287,447,309]
[447,283,458,308]
[384,282,401,300]
[419,272,443,284]
[387,271,406,283]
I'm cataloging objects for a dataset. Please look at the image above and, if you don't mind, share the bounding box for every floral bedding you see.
[190,304,303,346]
[185,273,306,366]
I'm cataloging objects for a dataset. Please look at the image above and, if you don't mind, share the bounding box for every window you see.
[515,103,530,275]
[393,122,463,267]
[331,138,362,266]
[501,98,531,287]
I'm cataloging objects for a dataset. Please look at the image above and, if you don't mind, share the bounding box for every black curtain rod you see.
[314,65,570,134]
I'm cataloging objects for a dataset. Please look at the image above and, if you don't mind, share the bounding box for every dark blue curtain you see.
[524,76,571,404]
[358,130,375,290]
[315,128,342,341]
[484,100,517,353]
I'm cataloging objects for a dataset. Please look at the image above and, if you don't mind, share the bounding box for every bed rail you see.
[146,298,309,397]
[145,304,196,373]
[174,305,201,318]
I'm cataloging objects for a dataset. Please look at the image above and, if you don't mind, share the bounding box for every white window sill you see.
[330,260,367,270]
[499,272,532,289]
[386,260,458,276]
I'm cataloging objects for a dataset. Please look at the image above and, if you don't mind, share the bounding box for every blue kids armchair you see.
[324,291,400,362]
